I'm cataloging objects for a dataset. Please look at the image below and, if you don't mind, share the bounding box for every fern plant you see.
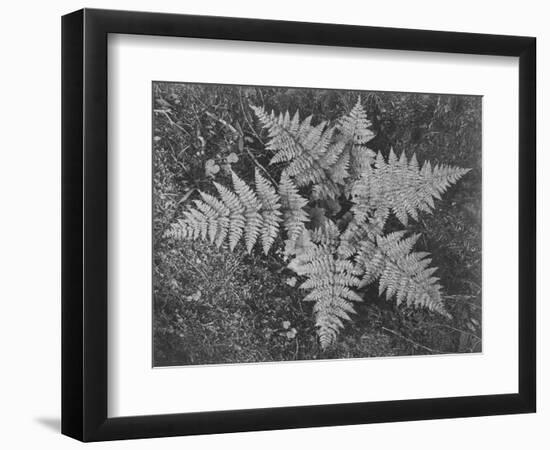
[166,98,470,349]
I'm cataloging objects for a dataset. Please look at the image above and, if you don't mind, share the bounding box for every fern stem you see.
[238,89,265,145]
[243,145,277,185]
[205,110,238,134]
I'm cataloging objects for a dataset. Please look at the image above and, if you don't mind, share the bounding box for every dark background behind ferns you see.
[152,82,481,366]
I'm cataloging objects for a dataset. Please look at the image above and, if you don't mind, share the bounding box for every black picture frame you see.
[62,8,536,442]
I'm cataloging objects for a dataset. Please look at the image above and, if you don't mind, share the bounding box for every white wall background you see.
[0,0,546,448]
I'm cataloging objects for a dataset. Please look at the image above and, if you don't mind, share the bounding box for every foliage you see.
[166,97,469,348]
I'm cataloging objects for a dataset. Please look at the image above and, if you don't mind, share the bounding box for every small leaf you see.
[226,152,239,164]
[309,207,327,229]
[324,198,341,215]
[285,277,297,287]
[205,159,220,177]
[184,290,202,302]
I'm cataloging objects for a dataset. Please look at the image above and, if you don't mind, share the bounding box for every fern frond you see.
[290,221,362,349]
[251,105,309,164]
[338,97,376,146]
[355,231,450,318]
[352,149,470,226]
[167,170,283,254]
[251,105,346,200]
[337,97,376,179]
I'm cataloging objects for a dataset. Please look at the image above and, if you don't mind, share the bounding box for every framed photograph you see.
[62,8,536,442]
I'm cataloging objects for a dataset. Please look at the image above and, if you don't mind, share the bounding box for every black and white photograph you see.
[152,82,482,367]
[0,0,543,447]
